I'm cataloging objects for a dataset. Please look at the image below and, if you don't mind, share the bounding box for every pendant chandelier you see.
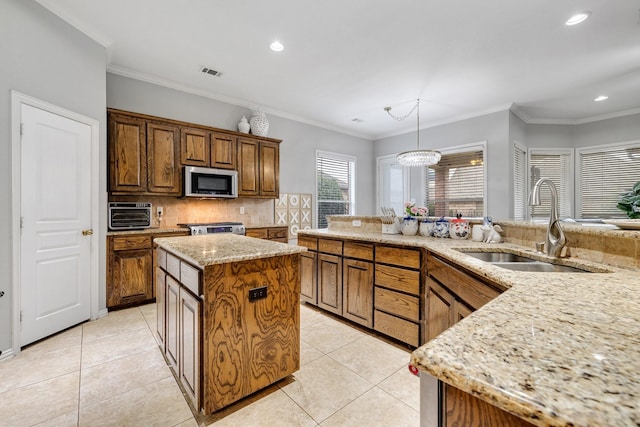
[385,99,441,167]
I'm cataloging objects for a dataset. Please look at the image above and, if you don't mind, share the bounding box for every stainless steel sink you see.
[463,252,536,263]
[494,262,590,273]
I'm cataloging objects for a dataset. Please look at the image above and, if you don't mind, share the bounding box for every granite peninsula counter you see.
[297,226,640,427]
[153,234,305,414]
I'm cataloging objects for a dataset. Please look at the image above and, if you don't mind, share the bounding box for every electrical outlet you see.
[352,219,362,227]
[240,207,245,214]
[157,206,163,216]
[248,286,267,302]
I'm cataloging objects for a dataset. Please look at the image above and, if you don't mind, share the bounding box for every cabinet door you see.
[259,141,279,197]
[425,278,456,342]
[147,122,180,194]
[300,251,317,305]
[181,127,210,167]
[108,248,152,308]
[155,268,167,351]
[343,259,373,327]
[317,253,342,315]
[179,288,201,409]
[211,132,236,170]
[109,114,147,193]
[165,275,180,371]
[237,138,259,196]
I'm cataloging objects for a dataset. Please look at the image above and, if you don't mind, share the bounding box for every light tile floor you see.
[0,303,420,426]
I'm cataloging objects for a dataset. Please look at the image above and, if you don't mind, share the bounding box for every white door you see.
[20,104,92,346]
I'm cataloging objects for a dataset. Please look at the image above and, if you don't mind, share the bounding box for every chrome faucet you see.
[528,178,567,257]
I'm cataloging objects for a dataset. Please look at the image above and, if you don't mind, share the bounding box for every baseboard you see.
[0,348,15,362]
[97,308,108,319]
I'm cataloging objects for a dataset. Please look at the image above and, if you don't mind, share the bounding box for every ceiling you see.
[36,0,640,140]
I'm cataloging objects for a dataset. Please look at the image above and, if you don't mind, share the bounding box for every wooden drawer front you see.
[298,236,318,251]
[343,241,374,261]
[318,238,343,255]
[375,246,421,269]
[112,235,151,251]
[428,254,501,310]
[374,310,419,347]
[268,227,288,240]
[375,287,419,322]
[375,264,420,295]
[166,252,181,279]
[246,228,268,239]
[157,248,167,269]
[180,261,201,296]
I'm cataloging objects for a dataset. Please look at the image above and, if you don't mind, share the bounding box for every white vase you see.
[237,116,250,134]
[250,111,269,137]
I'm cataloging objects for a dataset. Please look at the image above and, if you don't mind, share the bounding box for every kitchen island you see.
[298,217,640,427]
[153,234,305,414]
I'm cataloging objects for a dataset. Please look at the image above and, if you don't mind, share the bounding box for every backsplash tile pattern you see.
[275,193,312,238]
[109,196,275,228]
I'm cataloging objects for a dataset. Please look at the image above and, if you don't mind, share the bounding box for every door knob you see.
[82,229,94,236]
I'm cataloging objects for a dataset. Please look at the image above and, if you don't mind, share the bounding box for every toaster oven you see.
[108,202,152,230]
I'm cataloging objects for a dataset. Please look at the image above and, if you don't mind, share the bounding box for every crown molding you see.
[34,0,113,47]
[510,104,640,125]
[107,65,373,141]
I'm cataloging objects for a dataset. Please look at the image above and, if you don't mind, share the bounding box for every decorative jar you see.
[237,116,250,133]
[401,217,419,236]
[449,214,469,239]
[419,218,434,237]
[433,217,450,238]
[250,110,269,137]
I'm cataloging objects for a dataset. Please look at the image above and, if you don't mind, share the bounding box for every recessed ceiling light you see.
[352,118,364,123]
[565,12,591,26]
[269,41,284,52]
[594,95,609,102]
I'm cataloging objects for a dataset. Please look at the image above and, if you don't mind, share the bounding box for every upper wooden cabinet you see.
[109,111,180,195]
[211,132,236,170]
[109,109,281,197]
[237,138,280,198]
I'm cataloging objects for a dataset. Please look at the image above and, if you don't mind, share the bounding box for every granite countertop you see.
[107,227,187,236]
[297,228,640,426]
[154,234,306,269]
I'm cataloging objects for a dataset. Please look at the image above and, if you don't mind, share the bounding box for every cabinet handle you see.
[82,229,94,236]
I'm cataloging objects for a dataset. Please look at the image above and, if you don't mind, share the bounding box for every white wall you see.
[106,73,376,222]
[0,0,107,353]
[373,110,511,219]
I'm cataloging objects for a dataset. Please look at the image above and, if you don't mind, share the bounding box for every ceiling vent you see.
[201,66,222,77]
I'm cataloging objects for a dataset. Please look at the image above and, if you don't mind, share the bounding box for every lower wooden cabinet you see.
[156,267,167,351]
[245,226,288,243]
[165,275,180,370]
[300,251,317,304]
[342,258,373,327]
[317,253,342,315]
[179,286,201,409]
[107,230,189,309]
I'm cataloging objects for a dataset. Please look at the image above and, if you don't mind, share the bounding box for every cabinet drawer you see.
[246,228,268,239]
[428,254,501,310]
[157,248,167,269]
[112,235,151,251]
[375,287,419,322]
[180,261,201,296]
[375,264,420,295]
[318,238,343,255]
[166,252,181,279]
[268,227,288,240]
[298,236,318,251]
[374,310,419,347]
[343,241,374,261]
[375,246,421,269]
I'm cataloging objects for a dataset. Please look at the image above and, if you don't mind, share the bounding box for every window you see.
[424,143,486,218]
[577,141,640,218]
[528,149,573,219]
[316,151,355,228]
[513,143,527,220]
[377,155,408,216]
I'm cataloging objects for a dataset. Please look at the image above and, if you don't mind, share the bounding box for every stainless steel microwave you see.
[183,166,238,198]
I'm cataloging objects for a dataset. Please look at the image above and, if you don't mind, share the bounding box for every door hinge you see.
[20,123,24,136]
[20,310,23,323]
[20,217,24,229]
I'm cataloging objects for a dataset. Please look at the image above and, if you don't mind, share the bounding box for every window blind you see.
[529,152,572,219]
[513,145,527,220]
[579,144,640,218]
[424,150,484,217]
[316,152,355,228]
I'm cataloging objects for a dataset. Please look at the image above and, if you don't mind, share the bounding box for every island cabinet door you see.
[179,288,201,410]
[342,259,373,327]
[155,267,167,351]
[317,253,343,315]
[300,251,317,305]
[165,275,180,371]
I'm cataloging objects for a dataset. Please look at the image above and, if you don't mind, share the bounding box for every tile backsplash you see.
[109,195,274,228]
